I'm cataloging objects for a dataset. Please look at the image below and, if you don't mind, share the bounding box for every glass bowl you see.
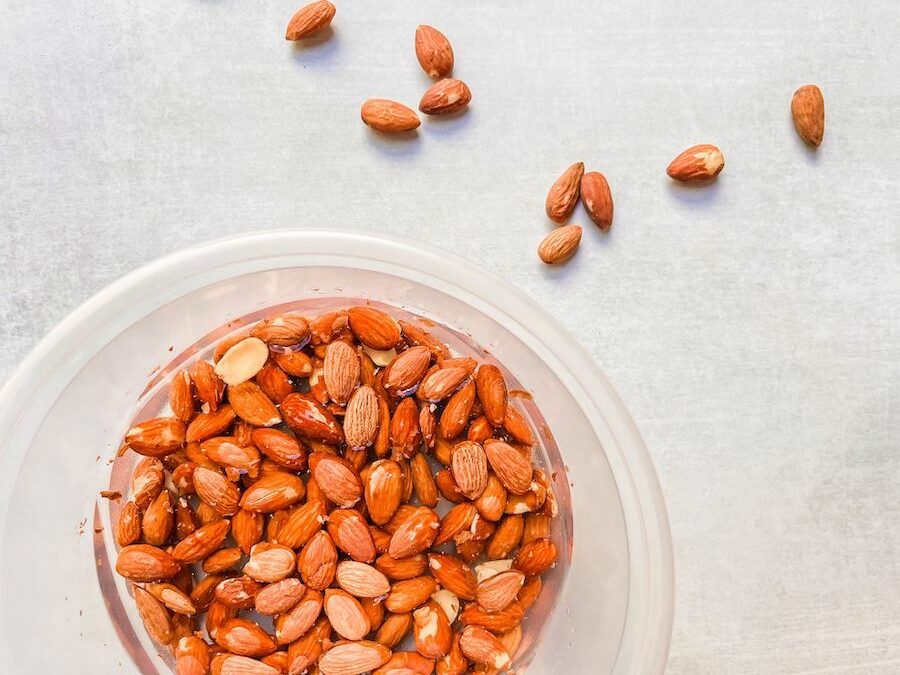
[0,229,673,673]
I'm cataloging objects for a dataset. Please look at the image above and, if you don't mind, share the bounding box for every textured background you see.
[1,1,898,673]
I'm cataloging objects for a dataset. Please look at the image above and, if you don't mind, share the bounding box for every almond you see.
[344,386,380,449]
[419,79,472,116]
[244,543,296,582]
[215,576,263,610]
[216,618,277,658]
[365,459,404,525]
[172,520,231,563]
[175,635,211,675]
[240,472,306,513]
[415,25,454,79]
[375,612,413,649]
[142,489,174,546]
[475,569,525,612]
[133,585,173,645]
[228,382,282,427]
[116,500,142,546]
[459,601,523,633]
[274,349,314,377]
[434,469,466,503]
[256,362,294,404]
[431,588,460,624]
[298,530,338,590]
[399,320,451,359]
[513,537,558,575]
[202,546,242,573]
[275,499,327,548]
[131,456,165,508]
[474,474,507,522]
[385,576,439,614]
[437,631,469,675]
[191,360,225,411]
[502,406,534,446]
[409,452,438,508]
[459,626,510,671]
[581,170,614,231]
[310,309,349,344]
[251,314,310,346]
[388,506,439,559]
[215,337,270,386]
[324,340,361,405]
[328,508,377,562]
[522,512,552,545]
[275,588,323,644]
[282,393,345,444]
[487,515,523,560]
[374,394,392,458]
[418,367,469,403]
[413,600,452,658]
[285,1,336,41]
[389,397,422,459]
[428,553,477,601]
[230,508,263,553]
[545,162,584,223]
[318,640,392,675]
[286,615,330,672]
[125,417,186,457]
[186,405,237,444]
[374,651,434,675]
[450,441,488,500]
[216,655,279,675]
[538,224,582,265]
[203,437,261,477]
[116,544,181,581]
[336,560,391,598]
[348,306,403,349]
[193,466,241,515]
[435,502,478,547]
[252,578,305,616]
[169,369,194,422]
[251,428,307,471]
[146,582,197,615]
[310,453,363,507]
[361,99,422,133]
[439,380,475,440]
[666,144,725,182]
[324,588,371,640]
[474,365,507,428]
[382,346,431,395]
[481,440,530,495]
[791,84,825,147]
[375,553,427,581]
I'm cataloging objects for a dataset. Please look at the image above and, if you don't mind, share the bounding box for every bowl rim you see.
[0,228,673,672]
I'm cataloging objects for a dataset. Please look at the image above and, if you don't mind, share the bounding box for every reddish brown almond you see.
[514,537,558,575]
[475,365,507,428]
[436,503,478,548]
[439,380,475,440]
[502,406,534,446]
[172,520,231,563]
[275,588,323,644]
[310,453,363,507]
[419,79,472,116]
[328,508,377,562]
[483,440,533,495]
[410,452,438,508]
[126,417,185,457]
[336,560,391,598]
[348,306,403,349]
[375,612,413,649]
[418,367,468,403]
[240,472,306,512]
[475,474,508,522]
[324,588,372,640]
[459,602,523,633]
[169,369,194,423]
[375,651,435,675]
[419,402,436,449]
[216,618,277,658]
[487,515,523,560]
[251,314,310,346]
[375,553,428,581]
[175,635,211,675]
[324,340,361,405]
[202,547,243,574]
[437,632,469,675]
[230,508,264,554]
[459,626,510,670]
[666,144,724,182]
[281,393,344,444]
[318,640,392,675]
[399,321,451,360]
[142,489,174,546]
[190,360,225,411]
[273,349,313,377]
[428,553,477,601]
[389,397,421,459]
[133,585,173,645]
[413,600,452,658]
[791,84,825,147]
[251,428,308,472]
[581,170,614,231]
[450,441,489,500]
[545,162,584,223]
[131,456,164,508]
[193,466,240,515]
[244,543,297,583]
[186,405,237,443]
[309,309,349,344]
[434,469,466,503]
[361,99,421,133]
[116,544,181,582]
[415,25,454,79]
[275,499,327,548]
[365,459,404,525]
[382,345,431,395]
[385,576,439,614]
[476,570,525,612]
[388,506,439,559]
[285,0,336,41]
[344,386,380,449]
[538,224,582,265]
[116,500,142,547]
[254,578,306,616]
[228,382,282,427]
[298,530,338,590]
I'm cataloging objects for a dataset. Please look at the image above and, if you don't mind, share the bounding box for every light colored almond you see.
[324,588,371,641]
[430,588,460,624]
[344,386,380,449]
[311,453,363,507]
[537,224,582,265]
[215,337,269,386]
[215,617,277,658]
[116,544,181,582]
[318,640,392,675]
[228,382,282,427]
[476,569,525,612]
[336,560,391,598]
[244,543,296,583]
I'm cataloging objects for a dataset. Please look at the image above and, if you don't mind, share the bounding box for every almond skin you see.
[415,25,454,79]
[251,428,308,472]
[513,537,558,575]
[545,161,584,223]
[581,170,614,231]
[428,553,477,601]
[215,618,277,658]
[666,144,725,182]
[791,84,825,147]
[285,1,336,41]
[385,576,439,614]
[365,459,404,525]
[324,340,361,405]
[172,520,231,563]
[344,386,380,449]
[450,441,489,500]
[361,99,421,133]
[419,78,472,115]
[298,530,338,589]
[537,224,582,265]
[348,306,403,349]
[336,560,391,598]
[474,365,507,428]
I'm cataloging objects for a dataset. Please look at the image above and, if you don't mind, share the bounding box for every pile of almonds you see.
[112,305,559,675]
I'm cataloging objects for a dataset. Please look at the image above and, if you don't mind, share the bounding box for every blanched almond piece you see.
[415,25,454,79]
[545,162,584,223]
[538,225,582,265]
[362,99,421,132]
[430,588,460,624]
[285,0,336,41]
[215,337,269,385]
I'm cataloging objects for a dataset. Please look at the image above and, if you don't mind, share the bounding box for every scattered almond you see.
[361,99,421,133]
[537,224,582,265]
[415,25,454,79]
[419,78,472,116]
[791,84,825,147]
[285,0,336,41]
[666,144,725,182]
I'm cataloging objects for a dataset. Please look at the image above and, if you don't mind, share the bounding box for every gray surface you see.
[1,1,898,673]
